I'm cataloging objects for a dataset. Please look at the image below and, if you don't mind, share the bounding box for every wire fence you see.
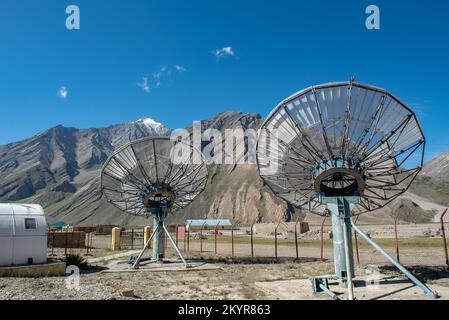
[119,229,145,250]
[48,212,449,268]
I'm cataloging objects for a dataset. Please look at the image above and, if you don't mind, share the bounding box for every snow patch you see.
[132,118,169,135]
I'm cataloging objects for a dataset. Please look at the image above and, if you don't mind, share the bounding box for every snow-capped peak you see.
[133,117,169,134]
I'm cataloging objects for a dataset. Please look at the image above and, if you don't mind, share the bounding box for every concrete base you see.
[255,274,449,300]
[0,260,66,277]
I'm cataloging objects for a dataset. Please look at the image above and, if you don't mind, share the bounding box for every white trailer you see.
[0,203,47,266]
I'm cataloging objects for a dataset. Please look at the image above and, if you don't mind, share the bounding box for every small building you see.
[0,204,47,266]
[49,220,68,231]
[186,219,232,232]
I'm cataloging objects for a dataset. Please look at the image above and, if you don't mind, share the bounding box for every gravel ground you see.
[1,243,448,300]
[0,256,333,300]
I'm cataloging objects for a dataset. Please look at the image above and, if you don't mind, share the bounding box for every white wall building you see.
[0,204,47,266]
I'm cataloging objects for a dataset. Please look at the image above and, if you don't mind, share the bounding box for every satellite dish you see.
[256,80,435,299]
[101,136,208,268]
[257,81,425,216]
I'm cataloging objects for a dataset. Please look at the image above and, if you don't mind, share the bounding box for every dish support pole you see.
[131,209,189,269]
[312,195,436,299]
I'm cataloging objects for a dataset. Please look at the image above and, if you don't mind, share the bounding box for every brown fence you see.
[177,218,449,268]
[119,229,145,250]
[48,231,86,249]
[61,213,449,268]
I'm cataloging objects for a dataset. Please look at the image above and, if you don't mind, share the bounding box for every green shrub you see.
[62,253,89,269]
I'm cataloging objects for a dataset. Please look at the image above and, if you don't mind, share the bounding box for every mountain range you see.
[0,111,448,226]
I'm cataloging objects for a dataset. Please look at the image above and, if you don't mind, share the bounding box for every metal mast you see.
[256,80,435,299]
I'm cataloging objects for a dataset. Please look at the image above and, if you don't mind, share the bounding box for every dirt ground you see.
[1,220,449,301]
[1,247,449,300]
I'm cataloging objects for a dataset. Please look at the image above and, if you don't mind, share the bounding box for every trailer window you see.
[25,218,37,230]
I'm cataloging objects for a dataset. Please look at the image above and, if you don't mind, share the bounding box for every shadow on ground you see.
[379,265,449,282]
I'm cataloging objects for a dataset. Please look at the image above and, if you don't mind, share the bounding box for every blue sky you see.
[0,0,448,161]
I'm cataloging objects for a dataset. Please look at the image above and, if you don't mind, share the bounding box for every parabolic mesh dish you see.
[101,137,208,216]
[256,81,425,216]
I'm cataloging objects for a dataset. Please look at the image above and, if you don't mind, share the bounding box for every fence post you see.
[131,229,134,250]
[214,223,219,254]
[320,216,327,262]
[187,229,190,252]
[84,232,91,256]
[143,226,151,249]
[50,232,56,256]
[353,216,360,266]
[231,225,235,257]
[440,209,448,268]
[65,231,68,257]
[294,217,300,261]
[183,226,186,252]
[111,227,121,251]
[200,223,205,253]
[70,231,74,253]
[250,224,254,259]
[394,216,400,263]
[275,222,280,260]
[175,225,179,247]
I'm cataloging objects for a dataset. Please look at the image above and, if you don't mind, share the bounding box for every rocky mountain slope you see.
[0,111,447,226]
[422,149,449,181]
[0,111,298,226]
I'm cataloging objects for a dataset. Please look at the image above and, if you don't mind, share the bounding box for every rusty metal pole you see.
[131,229,134,250]
[214,223,219,254]
[87,232,91,255]
[89,232,93,252]
[183,226,185,252]
[65,231,68,257]
[250,224,254,259]
[149,227,152,249]
[320,216,327,262]
[275,222,280,260]
[275,228,278,259]
[353,216,360,266]
[71,231,75,253]
[118,229,121,251]
[84,232,88,255]
[200,223,205,253]
[440,209,448,268]
[175,224,179,247]
[294,217,300,261]
[394,216,400,263]
[187,229,190,252]
[231,226,235,257]
[51,231,55,256]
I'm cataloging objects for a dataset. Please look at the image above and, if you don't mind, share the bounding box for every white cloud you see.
[137,77,150,93]
[151,65,187,87]
[213,46,235,59]
[57,86,68,99]
[152,65,167,87]
[174,65,187,72]
[138,65,187,93]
